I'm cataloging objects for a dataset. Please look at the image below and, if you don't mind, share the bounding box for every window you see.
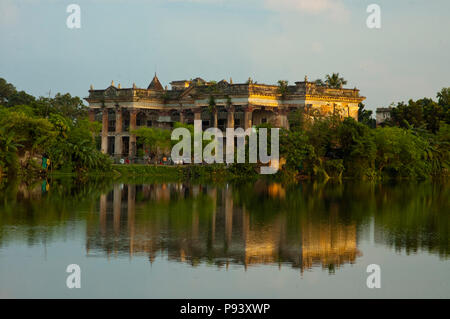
[108,119,116,132]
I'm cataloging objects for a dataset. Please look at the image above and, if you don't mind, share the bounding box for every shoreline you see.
[2,163,447,185]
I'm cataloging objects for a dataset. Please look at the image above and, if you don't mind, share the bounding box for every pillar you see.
[213,110,218,128]
[244,106,253,130]
[179,110,185,124]
[115,108,123,157]
[129,109,137,158]
[101,109,108,154]
[88,109,95,122]
[194,109,201,121]
[227,106,235,128]
[275,110,282,127]
[280,109,289,129]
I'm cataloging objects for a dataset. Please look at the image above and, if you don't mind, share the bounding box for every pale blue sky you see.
[0,0,449,111]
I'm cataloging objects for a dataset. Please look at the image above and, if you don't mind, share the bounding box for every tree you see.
[389,98,444,133]
[0,109,57,156]
[0,78,110,174]
[208,95,216,114]
[0,127,23,176]
[0,78,17,105]
[277,80,289,100]
[338,117,376,177]
[132,127,172,158]
[437,88,450,124]
[373,127,430,178]
[325,73,347,89]
[358,103,376,128]
[47,117,111,172]
[437,87,450,107]
[314,79,326,86]
[280,129,316,175]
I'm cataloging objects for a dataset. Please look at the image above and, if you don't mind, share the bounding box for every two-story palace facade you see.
[85,75,365,158]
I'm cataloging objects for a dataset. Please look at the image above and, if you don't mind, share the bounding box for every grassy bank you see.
[111,164,237,183]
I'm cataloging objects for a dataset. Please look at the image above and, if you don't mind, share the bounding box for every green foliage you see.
[314,79,325,86]
[0,127,22,176]
[313,73,348,89]
[337,118,376,178]
[280,112,447,180]
[323,159,344,178]
[280,129,316,175]
[389,98,447,133]
[208,95,216,114]
[132,126,172,156]
[0,78,36,107]
[325,73,347,88]
[47,118,112,173]
[437,87,450,107]
[277,80,289,99]
[0,108,57,154]
[0,78,110,176]
[358,103,375,128]
[373,127,431,179]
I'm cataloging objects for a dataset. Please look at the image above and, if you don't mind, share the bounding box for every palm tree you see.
[0,128,22,176]
[277,80,289,100]
[208,95,216,114]
[325,73,347,89]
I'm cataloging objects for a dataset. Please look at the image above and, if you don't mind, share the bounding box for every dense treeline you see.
[0,78,111,177]
[280,87,450,180]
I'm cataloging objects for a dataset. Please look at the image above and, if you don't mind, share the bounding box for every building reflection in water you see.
[86,183,361,274]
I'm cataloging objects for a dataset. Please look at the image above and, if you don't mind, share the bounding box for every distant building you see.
[85,75,365,158]
[376,107,392,126]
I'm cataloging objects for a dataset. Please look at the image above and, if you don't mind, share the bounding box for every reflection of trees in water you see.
[0,178,448,268]
[0,177,112,246]
[372,182,449,258]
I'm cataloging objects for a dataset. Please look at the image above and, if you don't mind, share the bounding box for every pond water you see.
[0,178,448,298]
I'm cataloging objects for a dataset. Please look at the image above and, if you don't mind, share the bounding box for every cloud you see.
[263,0,350,21]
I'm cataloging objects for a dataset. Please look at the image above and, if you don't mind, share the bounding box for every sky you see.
[0,0,449,111]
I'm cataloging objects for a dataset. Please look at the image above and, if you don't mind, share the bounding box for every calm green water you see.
[0,178,448,298]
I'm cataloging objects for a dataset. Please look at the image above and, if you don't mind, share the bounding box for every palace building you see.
[85,75,365,158]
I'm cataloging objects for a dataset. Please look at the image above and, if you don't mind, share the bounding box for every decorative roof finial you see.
[111,80,115,87]
[304,75,308,82]
[90,84,93,90]
[133,82,137,89]
[230,77,233,84]
[118,83,121,89]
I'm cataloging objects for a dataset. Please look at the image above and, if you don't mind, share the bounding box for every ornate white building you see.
[85,75,365,158]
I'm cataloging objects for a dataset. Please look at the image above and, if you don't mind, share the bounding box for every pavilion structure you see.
[85,75,365,158]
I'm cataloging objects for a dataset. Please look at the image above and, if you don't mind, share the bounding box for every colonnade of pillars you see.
[190,106,254,130]
[96,109,137,157]
[91,106,288,157]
